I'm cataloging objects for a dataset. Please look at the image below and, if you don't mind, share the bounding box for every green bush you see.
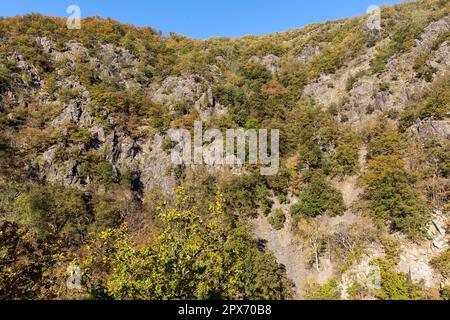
[13,185,89,242]
[269,209,286,230]
[332,135,360,176]
[363,154,430,240]
[255,185,272,215]
[440,286,450,300]
[305,279,341,300]
[431,31,450,51]
[431,251,450,278]
[58,88,83,104]
[96,162,116,189]
[239,61,272,83]
[290,174,345,218]
[92,196,123,230]
[162,138,178,152]
[374,259,423,300]
[0,61,12,93]
[419,78,450,120]
[220,174,263,218]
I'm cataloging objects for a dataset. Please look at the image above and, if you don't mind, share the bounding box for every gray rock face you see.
[39,128,176,195]
[397,213,449,288]
[52,80,93,128]
[301,15,450,126]
[9,53,42,87]
[152,75,204,105]
[37,37,144,89]
[24,38,176,194]
[103,131,176,195]
[250,54,281,74]
[41,153,80,186]
[414,120,450,141]
[415,18,450,51]
[297,44,321,61]
[152,73,226,121]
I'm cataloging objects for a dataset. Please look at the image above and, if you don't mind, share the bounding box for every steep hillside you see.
[0,0,449,300]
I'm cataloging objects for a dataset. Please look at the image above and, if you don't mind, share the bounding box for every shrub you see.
[440,286,450,300]
[413,51,437,82]
[305,279,341,300]
[419,78,450,120]
[0,61,12,94]
[374,259,424,300]
[221,174,263,218]
[162,138,177,152]
[255,185,272,215]
[269,209,286,230]
[95,162,116,189]
[346,74,358,92]
[340,114,349,123]
[239,61,272,83]
[290,174,345,218]
[58,88,83,104]
[92,196,123,230]
[13,185,89,242]
[363,155,431,240]
[431,31,450,51]
[332,135,360,176]
[431,251,450,278]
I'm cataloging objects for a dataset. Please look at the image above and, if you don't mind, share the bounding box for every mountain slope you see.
[0,0,449,300]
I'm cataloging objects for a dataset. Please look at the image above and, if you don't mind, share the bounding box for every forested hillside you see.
[0,0,449,300]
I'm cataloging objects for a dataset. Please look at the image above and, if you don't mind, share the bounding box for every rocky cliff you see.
[0,0,449,300]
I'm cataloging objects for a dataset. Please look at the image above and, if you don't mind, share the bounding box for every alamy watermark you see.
[168,122,280,176]
[367,5,382,32]
[66,265,82,290]
[367,263,382,291]
[67,5,81,30]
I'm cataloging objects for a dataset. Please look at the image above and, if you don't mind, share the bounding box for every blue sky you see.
[1,0,401,38]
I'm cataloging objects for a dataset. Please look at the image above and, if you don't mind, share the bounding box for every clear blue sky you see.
[1,0,401,39]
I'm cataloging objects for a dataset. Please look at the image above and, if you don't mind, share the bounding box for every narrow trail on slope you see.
[332,146,368,208]
[252,210,309,298]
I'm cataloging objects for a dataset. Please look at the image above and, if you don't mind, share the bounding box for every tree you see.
[295,218,329,272]
[0,220,67,300]
[374,258,423,300]
[304,278,341,300]
[363,120,431,240]
[95,162,116,189]
[84,188,293,300]
[13,185,90,244]
[269,209,286,230]
[332,133,360,176]
[362,154,430,240]
[290,174,346,218]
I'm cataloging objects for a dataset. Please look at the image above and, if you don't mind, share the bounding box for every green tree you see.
[374,259,423,300]
[85,188,292,300]
[269,209,286,230]
[291,174,345,218]
[13,185,90,243]
[363,120,431,240]
[332,133,360,176]
[362,155,430,240]
[305,279,341,300]
[95,162,116,189]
